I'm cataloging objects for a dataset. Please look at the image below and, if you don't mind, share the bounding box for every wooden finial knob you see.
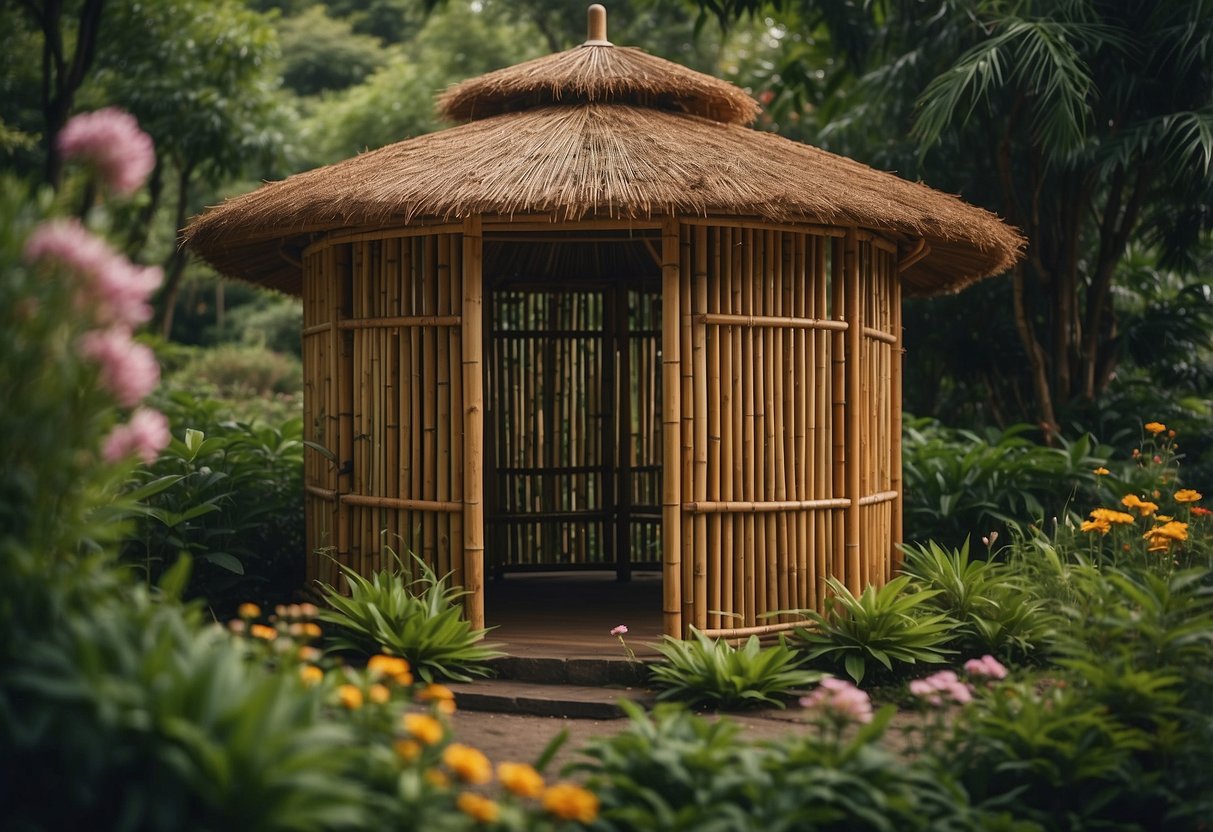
[585,4,611,46]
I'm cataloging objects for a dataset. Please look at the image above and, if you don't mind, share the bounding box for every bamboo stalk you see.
[697,312,848,331]
[437,235,452,578]
[699,620,808,639]
[741,228,756,627]
[891,256,904,575]
[718,227,735,624]
[708,227,723,630]
[692,226,709,631]
[342,494,463,512]
[461,217,485,631]
[773,231,790,618]
[830,237,846,594]
[760,231,776,616]
[730,231,744,620]
[844,229,862,595]
[336,245,354,577]
[450,234,465,589]
[686,498,851,513]
[680,228,695,632]
[661,217,682,638]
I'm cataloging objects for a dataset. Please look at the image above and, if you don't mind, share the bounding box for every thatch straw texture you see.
[437,43,761,125]
[184,102,1023,297]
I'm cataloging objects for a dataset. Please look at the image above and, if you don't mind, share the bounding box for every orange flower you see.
[443,743,492,784]
[337,684,364,710]
[1174,489,1203,503]
[368,683,391,704]
[419,683,457,714]
[393,738,421,762]
[1192,506,1211,517]
[237,602,261,619]
[1121,494,1159,517]
[1081,519,1111,535]
[425,769,450,789]
[498,762,545,798]
[1143,520,1188,543]
[543,783,600,823]
[456,792,500,824]
[299,665,324,686]
[1090,508,1136,525]
[404,713,444,745]
[368,654,412,684]
[1093,467,1110,476]
[1144,422,1167,435]
[249,624,278,641]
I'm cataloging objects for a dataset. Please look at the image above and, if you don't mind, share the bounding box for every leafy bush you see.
[900,539,1054,663]
[648,630,821,709]
[317,553,502,682]
[119,391,305,611]
[793,576,954,685]
[902,417,1108,546]
[574,702,999,832]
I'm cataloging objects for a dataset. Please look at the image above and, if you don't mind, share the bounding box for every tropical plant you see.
[648,630,821,710]
[317,552,502,682]
[118,398,305,609]
[900,539,1054,662]
[793,576,954,685]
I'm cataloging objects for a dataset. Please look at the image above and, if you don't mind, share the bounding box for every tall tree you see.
[696,0,1213,432]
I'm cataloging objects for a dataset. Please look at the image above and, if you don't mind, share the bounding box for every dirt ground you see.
[448,704,882,779]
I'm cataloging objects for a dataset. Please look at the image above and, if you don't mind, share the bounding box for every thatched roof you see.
[184,5,1023,297]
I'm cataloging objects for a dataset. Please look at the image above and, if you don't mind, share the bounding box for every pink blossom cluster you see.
[24,218,162,329]
[909,670,973,707]
[57,107,155,196]
[610,625,628,636]
[963,654,1009,680]
[101,408,170,464]
[800,677,874,724]
[78,328,160,408]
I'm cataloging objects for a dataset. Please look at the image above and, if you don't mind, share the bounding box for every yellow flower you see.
[543,783,600,823]
[237,602,261,619]
[498,762,545,798]
[300,622,323,639]
[368,654,412,684]
[456,792,500,824]
[250,624,278,641]
[1121,494,1159,516]
[1143,520,1188,543]
[1155,514,1173,522]
[337,684,364,710]
[404,713,444,746]
[368,683,391,704]
[1081,519,1111,535]
[1145,422,1167,435]
[419,683,457,714]
[1175,489,1203,503]
[299,665,324,686]
[298,646,322,663]
[1090,508,1136,525]
[424,769,450,789]
[1093,467,1110,476]
[393,738,421,762]
[443,743,492,784]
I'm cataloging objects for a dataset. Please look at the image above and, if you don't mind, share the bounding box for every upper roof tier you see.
[184,5,1024,296]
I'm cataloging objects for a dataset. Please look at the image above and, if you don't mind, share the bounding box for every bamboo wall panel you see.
[679,222,856,634]
[302,231,465,592]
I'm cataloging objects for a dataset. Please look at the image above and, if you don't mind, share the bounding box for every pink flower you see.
[909,670,974,707]
[24,219,162,328]
[963,655,1009,680]
[79,328,160,406]
[800,677,874,724]
[57,107,155,195]
[610,625,628,636]
[102,407,170,464]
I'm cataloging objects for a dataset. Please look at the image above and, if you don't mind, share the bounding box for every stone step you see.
[485,654,653,687]
[448,678,656,720]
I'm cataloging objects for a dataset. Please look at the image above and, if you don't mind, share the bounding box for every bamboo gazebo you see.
[185,5,1024,639]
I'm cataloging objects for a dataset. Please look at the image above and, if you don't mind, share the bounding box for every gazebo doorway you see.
[483,233,663,589]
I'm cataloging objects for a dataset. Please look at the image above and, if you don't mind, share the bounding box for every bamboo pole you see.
[730,231,744,620]
[741,228,756,627]
[814,236,828,611]
[450,234,465,589]
[687,498,851,513]
[336,245,354,581]
[461,217,485,631]
[695,313,848,331]
[708,227,723,629]
[680,228,695,632]
[773,231,791,618]
[891,255,904,574]
[759,231,775,616]
[661,217,682,638]
[692,226,709,631]
[699,620,808,639]
[844,228,862,595]
[718,227,735,624]
[830,238,846,594]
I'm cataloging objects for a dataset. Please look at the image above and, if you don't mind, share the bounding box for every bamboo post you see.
[616,281,633,578]
[661,217,682,638]
[730,232,744,620]
[719,227,736,623]
[844,228,862,595]
[692,226,709,631]
[741,229,757,627]
[679,228,695,631]
[891,258,904,574]
[708,227,723,629]
[461,217,485,631]
[450,236,465,589]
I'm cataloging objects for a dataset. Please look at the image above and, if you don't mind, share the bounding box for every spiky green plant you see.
[648,629,821,709]
[316,551,501,682]
[793,576,955,684]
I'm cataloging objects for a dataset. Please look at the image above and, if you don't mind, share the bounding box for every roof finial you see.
[585,4,612,46]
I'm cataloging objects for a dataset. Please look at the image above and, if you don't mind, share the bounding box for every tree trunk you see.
[157,161,194,338]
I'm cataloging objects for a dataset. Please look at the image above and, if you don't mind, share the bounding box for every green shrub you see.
[317,553,502,682]
[648,630,821,709]
[900,539,1055,663]
[793,576,955,685]
[169,342,303,398]
[119,394,305,611]
[902,418,1108,546]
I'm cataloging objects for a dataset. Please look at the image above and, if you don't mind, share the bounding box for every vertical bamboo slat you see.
[843,229,862,595]
[691,226,709,631]
[461,217,485,631]
[661,218,682,637]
